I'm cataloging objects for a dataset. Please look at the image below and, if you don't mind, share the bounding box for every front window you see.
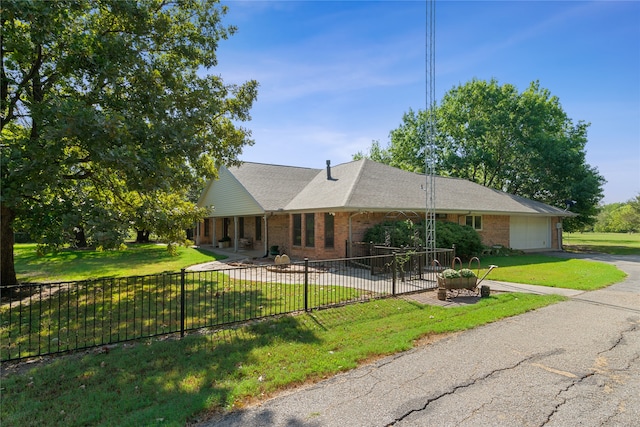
[293,214,302,246]
[324,213,334,248]
[465,215,482,230]
[305,213,315,247]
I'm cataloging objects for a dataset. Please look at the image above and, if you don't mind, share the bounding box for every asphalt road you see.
[200,253,640,427]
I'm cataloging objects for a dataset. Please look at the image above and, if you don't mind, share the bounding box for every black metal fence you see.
[1,250,449,362]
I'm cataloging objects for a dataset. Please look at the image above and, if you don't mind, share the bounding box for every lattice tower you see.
[425,0,436,264]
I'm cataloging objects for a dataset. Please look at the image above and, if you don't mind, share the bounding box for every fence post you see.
[180,269,185,338]
[304,258,309,312]
[370,242,375,275]
[392,252,397,295]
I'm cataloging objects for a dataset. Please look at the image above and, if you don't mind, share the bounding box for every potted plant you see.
[459,268,478,288]
[437,268,477,290]
[218,236,231,248]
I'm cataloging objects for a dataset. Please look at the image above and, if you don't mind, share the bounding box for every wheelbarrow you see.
[435,257,498,300]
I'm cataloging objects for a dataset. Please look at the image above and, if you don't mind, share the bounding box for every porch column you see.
[212,218,217,247]
[264,214,269,256]
[195,220,201,245]
[234,216,239,252]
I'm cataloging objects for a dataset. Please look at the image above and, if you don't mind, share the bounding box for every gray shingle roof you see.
[227,162,319,211]
[226,159,572,216]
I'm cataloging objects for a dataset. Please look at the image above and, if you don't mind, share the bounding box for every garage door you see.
[510,217,551,250]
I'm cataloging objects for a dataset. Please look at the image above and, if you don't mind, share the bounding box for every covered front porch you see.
[195,242,268,261]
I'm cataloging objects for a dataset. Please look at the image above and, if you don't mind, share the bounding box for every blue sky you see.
[214,1,640,204]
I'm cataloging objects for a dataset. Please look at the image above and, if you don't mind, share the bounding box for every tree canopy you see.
[355,78,605,231]
[594,195,640,233]
[1,0,258,286]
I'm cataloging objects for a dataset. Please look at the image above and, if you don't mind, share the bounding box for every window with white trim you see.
[465,215,482,230]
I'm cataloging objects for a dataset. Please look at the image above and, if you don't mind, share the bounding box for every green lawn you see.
[14,243,223,283]
[13,242,628,290]
[477,254,626,291]
[563,232,640,255]
[0,274,362,362]
[2,242,630,425]
[1,293,564,427]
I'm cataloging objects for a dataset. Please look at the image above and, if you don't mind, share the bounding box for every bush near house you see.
[364,220,483,260]
[435,221,483,259]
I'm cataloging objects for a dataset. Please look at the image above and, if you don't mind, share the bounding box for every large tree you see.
[355,79,604,231]
[1,0,258,286]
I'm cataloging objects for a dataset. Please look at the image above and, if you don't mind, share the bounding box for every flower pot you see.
[437,276,476,290]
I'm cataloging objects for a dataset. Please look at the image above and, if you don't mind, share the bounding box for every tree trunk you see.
[136,229,150,243]
[75,227,88,248]
[1,204,18,287]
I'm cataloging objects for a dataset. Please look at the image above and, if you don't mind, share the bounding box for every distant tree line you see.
[591,195,640,233]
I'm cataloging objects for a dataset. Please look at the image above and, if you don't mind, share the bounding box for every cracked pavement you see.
[199,254,640,427]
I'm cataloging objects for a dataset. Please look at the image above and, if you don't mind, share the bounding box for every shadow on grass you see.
[14,243,222,283]
[1,315,321,426]
[1,270,360,362]
[563,244,640,256]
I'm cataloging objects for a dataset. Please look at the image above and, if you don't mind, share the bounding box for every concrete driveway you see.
[199,253,640,427]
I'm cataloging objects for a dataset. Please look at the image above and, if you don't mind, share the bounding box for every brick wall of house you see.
[349,212,388,242]
[287,213,339,259]
[440,213,509,248]
[284,212,389,260]
[199,212,563,257]
[476,215,510,248]
[194,218,214,245]
[265,214,289,254]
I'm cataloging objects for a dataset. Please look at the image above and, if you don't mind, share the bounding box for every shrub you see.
[435,221,483,260]
[363,220,483,260]
[363,219,420,247]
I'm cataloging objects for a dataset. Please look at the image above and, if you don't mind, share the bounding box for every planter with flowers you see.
[436,257,497,300]
[437,268,477,290]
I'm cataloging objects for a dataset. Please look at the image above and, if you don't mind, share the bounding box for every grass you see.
[5,243,627,360]
[1,273,362,361]
[14,243,223,283]
[13,242,629,290]
[476,254,626,291]
[1,293,565,427]
[563,232,640,255]
[2,240,629,425]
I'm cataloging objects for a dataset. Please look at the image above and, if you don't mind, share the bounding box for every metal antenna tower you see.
[425,0,436,265]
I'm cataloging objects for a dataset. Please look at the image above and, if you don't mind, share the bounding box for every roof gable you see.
[198,166,264,216]
[199,159,573,217]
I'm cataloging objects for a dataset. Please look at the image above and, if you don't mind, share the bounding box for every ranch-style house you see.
[195,159,575,259]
